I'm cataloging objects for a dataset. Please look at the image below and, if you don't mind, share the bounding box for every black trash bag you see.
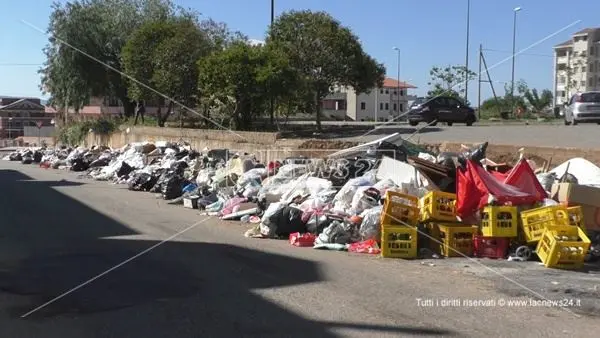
[89,157,110,168]
[128,172,153,191]
[306,214,333,235]
[21,156,33,165]
[174,150,189,160]
[116,161,134,178]
[149,170,171,193]
[457,142,488,168]
[70,158,90,172]
[171,161,188,174]
[9,153,21,161]
[33,151,43,163]
[188,150,200,160]
[268,206,306,237]
[161,174,186,200]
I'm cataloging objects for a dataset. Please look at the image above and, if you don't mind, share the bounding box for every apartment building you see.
[553,27,600,106]
[321,78,417,121]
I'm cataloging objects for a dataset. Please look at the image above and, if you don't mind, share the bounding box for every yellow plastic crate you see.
[380,191,420,226]
[381,225,418,259]
[419,191,457,222]
[520,205,570,244]
[437,224,476,257]
[536,226,591,269]
[481,206,518,237]
[567,206,584,228]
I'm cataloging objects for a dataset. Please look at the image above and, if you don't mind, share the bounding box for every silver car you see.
[564,91,600,125]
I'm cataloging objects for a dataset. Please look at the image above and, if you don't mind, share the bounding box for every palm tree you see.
[524,89,553,116]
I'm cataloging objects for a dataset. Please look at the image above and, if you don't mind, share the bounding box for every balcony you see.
[556,56,569,64]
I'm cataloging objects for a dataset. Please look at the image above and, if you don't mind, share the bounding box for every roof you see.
[43,105,104,115]
[382,77,417,89]
[553,39,573,48]
[573,27,599,35]
[0,98,45,111]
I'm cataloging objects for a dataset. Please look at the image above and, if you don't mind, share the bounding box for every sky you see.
[0,0,598,105]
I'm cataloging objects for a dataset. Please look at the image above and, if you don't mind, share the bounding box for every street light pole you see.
[393,47,401,117]
[464,0,471,103]
[8,117,12,140]
[269,0,275,125]
[511,6,522,100]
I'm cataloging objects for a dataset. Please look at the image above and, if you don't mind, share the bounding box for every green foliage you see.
[524,88,553,114]
[267,10,385,128]
[427,65,476,103]
[57,118,118,146]
[122,15,211,126]
[198,42,287,130]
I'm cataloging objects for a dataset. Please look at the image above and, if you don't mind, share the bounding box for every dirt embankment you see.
[297,139,600,167]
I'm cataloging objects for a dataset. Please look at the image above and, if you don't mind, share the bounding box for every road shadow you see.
[0,169,454,337]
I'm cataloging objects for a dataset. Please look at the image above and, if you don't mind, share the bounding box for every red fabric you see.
[489,170,508,181]
[503,158,548,200]
[456,160,543,218]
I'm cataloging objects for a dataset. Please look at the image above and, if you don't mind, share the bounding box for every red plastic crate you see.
[289,233,316,247]
[473,235,510,259]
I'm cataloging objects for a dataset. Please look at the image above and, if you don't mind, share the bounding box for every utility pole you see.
[393,47,401,117]
[464,0,471,103]
[478,44,482,120]
[511,7,522,104]
[269,0,275,125]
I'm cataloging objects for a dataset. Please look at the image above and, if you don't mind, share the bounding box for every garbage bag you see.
[359,205,382,241]
[536,172,557,192]
[89,157,110,168]
[21,156,33,165]
[9,153,21,161]
[315,220,356,245]
[116,161,134,178]
[457,142,488,168]
[128,172,158,192]
[261,205,305,237]
[71,158,90,172]
[161,174,186,200]
[376,141,408,162]
[33,151,43,163]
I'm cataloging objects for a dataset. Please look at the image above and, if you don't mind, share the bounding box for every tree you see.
[123,15,211,127]
[40,0,191,118]
[427,65,476,103]
[267,10,385,129]
[524,89,553,115]
[198,42,290,130]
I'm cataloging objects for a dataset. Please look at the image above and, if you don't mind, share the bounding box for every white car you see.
[563,91,600,125]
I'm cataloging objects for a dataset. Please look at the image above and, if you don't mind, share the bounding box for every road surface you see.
[0,161,598,337]
[340,124,600,148]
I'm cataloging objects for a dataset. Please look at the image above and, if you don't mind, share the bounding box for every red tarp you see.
[456,159,546,218]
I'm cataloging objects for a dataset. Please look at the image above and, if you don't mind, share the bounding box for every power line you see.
[482,48,553,58]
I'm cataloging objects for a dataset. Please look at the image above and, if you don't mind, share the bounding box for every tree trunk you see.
[120,96,136,118]
[158,101,173,127]
[155,103,163,127]
[315,91,322,131]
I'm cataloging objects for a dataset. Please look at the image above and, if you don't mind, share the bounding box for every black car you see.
[407,96,477,126]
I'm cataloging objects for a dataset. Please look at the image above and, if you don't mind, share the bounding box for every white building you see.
[553,27,600,106]
[321,78,417,121]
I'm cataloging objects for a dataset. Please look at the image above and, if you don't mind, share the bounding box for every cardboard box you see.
[551,183,600,232]
[183,196,200,209]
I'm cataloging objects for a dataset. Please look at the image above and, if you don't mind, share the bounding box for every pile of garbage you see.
[4,135,600,269]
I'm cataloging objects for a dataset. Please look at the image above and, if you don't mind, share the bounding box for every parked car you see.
[406,96,477,126]
[563,91,600,125]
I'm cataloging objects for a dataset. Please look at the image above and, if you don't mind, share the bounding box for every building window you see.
[400,104,403,111]
[574,67,579,72]
[393,103,397,111]
[360,102,366,110]
[559,76,566,84]
[385,89,389,94]
[581,80,586,87]
[591,46,595,56]
[379,102,383,110]
[380,89,383,94]
[393,90,397,95]
[15,121,21,127]
[385,103,389,110]
[590,77,594,86]
[591,63,595,72]
[582,66,587,72]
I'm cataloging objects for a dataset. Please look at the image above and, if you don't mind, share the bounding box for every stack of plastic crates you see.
[473,206,518,258]
[380,191,419,259]
[566,206,585,229]
[520,205,570,244]
[536,225,590,269]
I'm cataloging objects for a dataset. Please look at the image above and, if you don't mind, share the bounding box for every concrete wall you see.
[85,126,293,163]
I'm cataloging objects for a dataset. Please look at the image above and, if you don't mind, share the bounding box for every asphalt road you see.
[341,124,600,149]
[0,161,598,337]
